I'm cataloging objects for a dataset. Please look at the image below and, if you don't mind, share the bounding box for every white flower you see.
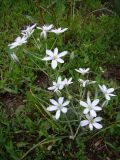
[42,48,68,69]
[48,76,64,92]
[99,85,116,100]
[8,36,27,49]
[51,27,68,35]
[21,24,36,38]
[10,52,19,62]
[37,24,53,38]
[80,96,102,117]
[78,79,96,87]
[75,68,90,75]
[47,97,70,120]
[80,114,102,130]
[63,78,73,86]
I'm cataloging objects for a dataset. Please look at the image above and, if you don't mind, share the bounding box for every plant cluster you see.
[8,23,116,140]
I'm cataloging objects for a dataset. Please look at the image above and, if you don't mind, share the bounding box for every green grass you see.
[0,0,120,159]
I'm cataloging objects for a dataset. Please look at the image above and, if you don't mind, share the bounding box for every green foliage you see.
[0,0,120,159]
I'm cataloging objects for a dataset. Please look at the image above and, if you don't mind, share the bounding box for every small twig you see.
[20,137,66,160]
[87,7,115,18]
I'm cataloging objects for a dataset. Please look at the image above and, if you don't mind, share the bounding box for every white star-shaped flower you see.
[63,77,73,86]
[48,76,64,92]
[42,48,68,69]
[78,79,96,87]
[21,24,36,38]
[51,27,68,35]
[37,24,53,38]
[10,52,19,62]
[80,96,102,117]
[75,68,90,75]
[8,36,27,49]
[80,114,102,130]
[99,85,115,100]
[47,97,70,120]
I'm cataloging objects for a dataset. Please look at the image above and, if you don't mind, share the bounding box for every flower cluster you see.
[48,76,73,92]
[8,23,116,138]
[47,65,115,130]
[8,24,68,63]
[8,24,36,49]
[37,24,68,38]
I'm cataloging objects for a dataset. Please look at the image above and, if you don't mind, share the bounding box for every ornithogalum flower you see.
[99,85,115,100]
[75,68,90,75]
[78,79,96,87]
[37,24,53,38]
[10,52,19,62]
[80,96,102,117]
[48,76,64,92]
[21,24,36,38]
[8,36,27,49]
[51,27,68,35]
[63,78,73,86]
[80,114,102,130]
[47,97,70,120]
[42,48,68,69]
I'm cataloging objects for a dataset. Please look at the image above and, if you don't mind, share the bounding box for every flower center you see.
[53,55,57,60]
[58,104,63,110]
[88,105,92,110]
[89,119,94,124]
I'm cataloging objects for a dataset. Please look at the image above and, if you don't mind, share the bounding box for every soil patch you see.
[0,93,25,116]
[103,64,120,82]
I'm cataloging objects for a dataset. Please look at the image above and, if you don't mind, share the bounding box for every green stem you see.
[74,124,81,139]
[32,35,40,49]
[65,114,74,137]
[51,36,58,50]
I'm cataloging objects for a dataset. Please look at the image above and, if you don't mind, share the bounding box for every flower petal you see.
[46,49,53,56]
[42,56,52,61]
[55,110,60,119]
[90,110,97,117]
[63,101,70,107]
[57,76,62,83]
[80,120,89,126]
[92,99,99,106]
[48,86,56,91]
[47,105,57,111]
[54,48,58,55]
[94,117,102,122]
[58,51,68,57]
[75,69,80,73]
[86,114,91,120]
[59,84,64,90]
[57,58,64,63]
[107,88,114,93]
[58,97,64,104]
[109,94,116,97]
[98,85,103,91]
[89,124,93,130]
[51,60,57,69]
[61,107,67,113]
[93,122,102,129]
[50,99,58,105]
[80,101,88,108]
[86,68,90,72]
[83,108,89,114]
[94,106,102,111]
[105,94,110,100]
